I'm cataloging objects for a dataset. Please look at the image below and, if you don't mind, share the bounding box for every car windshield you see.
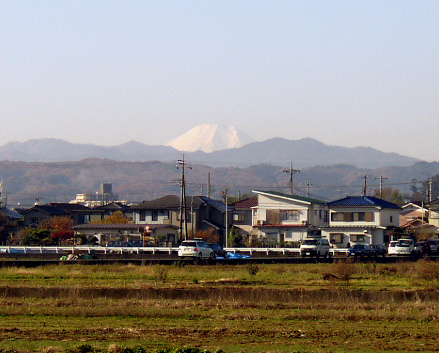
[398,240,412,247]
[181,241,197,247]
[303,239,317,245]
[352,245,364,249]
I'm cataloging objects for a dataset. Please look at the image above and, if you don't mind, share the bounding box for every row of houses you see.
[1,190,438,247]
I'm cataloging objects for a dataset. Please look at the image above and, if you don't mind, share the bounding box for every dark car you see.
[370,244,386,257]
[130,240,154,247]
[106,240,136,253]
[348,244,373,257]
[416,241,431,257]
[209,243,227,258]
[107,241,134,247]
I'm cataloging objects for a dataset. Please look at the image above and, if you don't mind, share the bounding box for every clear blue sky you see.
[1,1,438,160]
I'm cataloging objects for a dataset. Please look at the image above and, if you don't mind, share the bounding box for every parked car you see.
[209,243,227,258]
[370,244,386,257]
[300,238,330,258]
[178,240,215,259]
[392,238,416,256]
[106,240,136,253]
[130,240,154,247]
[348,244,373,257]
[107,240,134,247]
[428,239,439,254]
[387,241,398,256]
[416,241,431,257]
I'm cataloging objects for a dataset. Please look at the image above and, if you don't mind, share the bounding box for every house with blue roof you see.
[251,190,329,245]
[321,196,401,247]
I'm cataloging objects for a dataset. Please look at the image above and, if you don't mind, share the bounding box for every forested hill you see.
[1,159,438,206]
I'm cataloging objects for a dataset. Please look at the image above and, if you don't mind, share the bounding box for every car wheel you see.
[210,252,216,259]
[198,252,203,259]
[316,252,320,259]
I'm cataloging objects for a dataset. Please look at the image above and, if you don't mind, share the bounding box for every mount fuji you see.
[167,124,255,153]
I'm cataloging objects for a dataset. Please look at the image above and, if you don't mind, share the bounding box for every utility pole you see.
[177,155,191,240]
[283,162,300,195]
[0,178,3,207]
[207,172,211,198]
[375,176,387,198]
[191,196,194,237]
[304,181,312,198]
[357,175,369,196]
[427,177,434,203]
[222,188,229,248]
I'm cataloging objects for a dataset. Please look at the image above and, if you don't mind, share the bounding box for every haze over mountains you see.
[0,124,420,169]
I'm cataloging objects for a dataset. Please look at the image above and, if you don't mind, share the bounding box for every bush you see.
[65,344,94,353]
[330,258,356,283]
[248,263,259,276]
[416,259,439,281]
[23,229,51,245]
[154,265,168,283]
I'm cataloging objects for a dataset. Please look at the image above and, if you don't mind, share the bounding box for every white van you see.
[300,238,330,258]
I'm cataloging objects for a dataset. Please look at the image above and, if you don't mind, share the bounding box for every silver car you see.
[178,240,215,259]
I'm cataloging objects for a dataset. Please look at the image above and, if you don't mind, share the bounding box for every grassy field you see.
[1,261,439,352]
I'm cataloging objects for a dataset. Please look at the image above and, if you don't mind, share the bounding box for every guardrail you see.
[0,246,350,256]
[0,246,179,255]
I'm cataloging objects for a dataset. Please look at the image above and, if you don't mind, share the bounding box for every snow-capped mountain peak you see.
[167,124,255,153]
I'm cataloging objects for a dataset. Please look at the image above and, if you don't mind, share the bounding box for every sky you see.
[1,1,439,160]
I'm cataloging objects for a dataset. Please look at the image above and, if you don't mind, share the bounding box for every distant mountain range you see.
[0,136,420,169]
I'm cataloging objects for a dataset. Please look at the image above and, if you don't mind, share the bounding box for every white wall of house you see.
[321,228,384,247]
[253,194,328,227]
[378,209,401,227]
[324,206,398,247]
[134,210,171,224]
[429,208,439,227]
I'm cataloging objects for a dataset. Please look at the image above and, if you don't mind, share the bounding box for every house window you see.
[151,211,158,222]
[280,210,300,221]
[234,213,245,222]
[353,212,365,221]
[390,216,393,223]
[331,212,343,221]
[350,234,365,242]
[330,233,344,244]
[331,212,374,222]
[139,211,145,222]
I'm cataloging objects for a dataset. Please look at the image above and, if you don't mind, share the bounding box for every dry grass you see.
[1,263,439,352]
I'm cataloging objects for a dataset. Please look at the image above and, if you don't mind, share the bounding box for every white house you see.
[321,196,401,247]
[251,190,328,245]
[427,198,439,228]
